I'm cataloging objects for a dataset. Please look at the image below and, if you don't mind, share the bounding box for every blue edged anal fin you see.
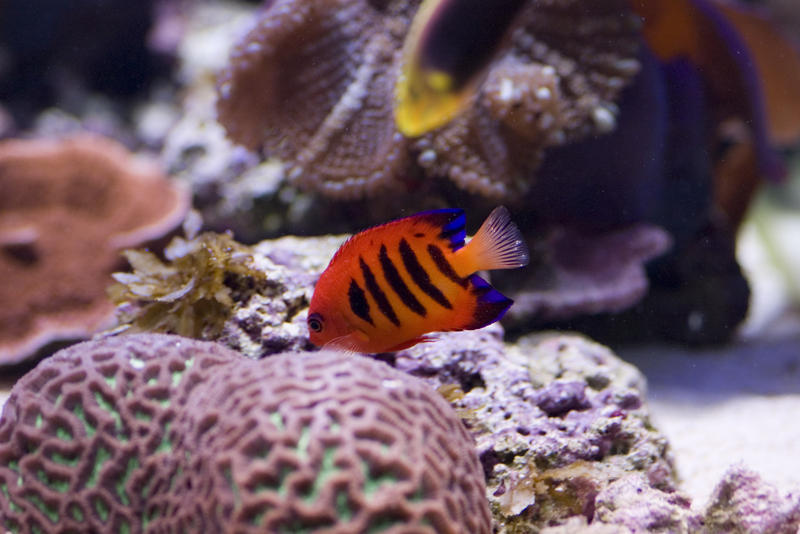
[464,274,513,330]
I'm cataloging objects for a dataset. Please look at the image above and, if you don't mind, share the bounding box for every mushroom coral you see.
[0,135,189,365]
[216,0,641,199]
[0,334,492,533]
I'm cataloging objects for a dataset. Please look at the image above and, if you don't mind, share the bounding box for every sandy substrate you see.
[622,333,800,507]
[0,375,12,409]
[621,211,800,507]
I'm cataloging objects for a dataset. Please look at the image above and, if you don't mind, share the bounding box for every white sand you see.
[622,336,800,507]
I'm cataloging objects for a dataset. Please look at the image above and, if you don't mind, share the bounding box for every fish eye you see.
[307,313,324,333]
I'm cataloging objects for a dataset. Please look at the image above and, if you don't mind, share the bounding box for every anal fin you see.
[464,274,513,330]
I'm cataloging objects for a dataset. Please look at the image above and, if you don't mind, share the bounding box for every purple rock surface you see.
[99,233,800,533]
[702,465,800,534]
[392,328,680,530]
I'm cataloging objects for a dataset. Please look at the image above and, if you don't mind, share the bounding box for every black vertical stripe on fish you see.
[360,256,400,326]
[427,244,469,288]
[379,244,427,317]
[348,279,373,325]
[399,238,452,309]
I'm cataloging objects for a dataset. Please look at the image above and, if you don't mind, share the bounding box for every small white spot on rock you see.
[535,87,552,101]
[592,106,617,134]
[381,379,402,389]
[498,78,514,102]
[418,149,437,167]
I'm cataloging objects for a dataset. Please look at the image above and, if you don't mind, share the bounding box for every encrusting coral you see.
[216,0,640,199]
[0,135,189,366]
[0,334,492,533]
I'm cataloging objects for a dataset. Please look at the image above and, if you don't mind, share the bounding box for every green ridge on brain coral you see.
[0,334,492,533]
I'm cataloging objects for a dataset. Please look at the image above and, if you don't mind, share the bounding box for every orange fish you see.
[307,206,529,353]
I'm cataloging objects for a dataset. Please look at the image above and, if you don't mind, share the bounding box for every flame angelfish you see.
[307,207,529,353]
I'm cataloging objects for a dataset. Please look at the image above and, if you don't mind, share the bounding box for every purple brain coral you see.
[216,0,640,199]
[0,334,491,533]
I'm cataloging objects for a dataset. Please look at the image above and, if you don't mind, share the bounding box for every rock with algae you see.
[109,232,345,357]
[392,328,687,532]
[702,465,800,534]
[108,228,261,339]
[0,333,492,533]
[536,464,800,534]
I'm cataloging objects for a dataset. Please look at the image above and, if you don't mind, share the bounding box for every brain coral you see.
[0,334,491,533]
[0,135,189,365]
[216,0,640,199]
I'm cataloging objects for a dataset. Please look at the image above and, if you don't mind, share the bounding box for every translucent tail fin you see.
[465,206,529,271]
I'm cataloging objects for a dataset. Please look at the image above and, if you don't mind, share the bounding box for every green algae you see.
[362,461,399,497]
[93,495,109,523]
[115,457,139,506]
[50,451,79,467]
[36,469,69,493]
[93,391,123,433]
[86,447,111,489]
[157,421,172,453]
[68,503,84,522]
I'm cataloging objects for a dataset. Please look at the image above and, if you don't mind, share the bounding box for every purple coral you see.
[0,334,491,533]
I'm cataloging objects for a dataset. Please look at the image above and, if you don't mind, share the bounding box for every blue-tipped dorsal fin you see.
[410,208,466,250]
[464,274,513,330]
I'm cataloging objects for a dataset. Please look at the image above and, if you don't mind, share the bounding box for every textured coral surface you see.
[0,334,491,533]
[216,0,641,198]
[0,135,189,365]
[393,328,683,532]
